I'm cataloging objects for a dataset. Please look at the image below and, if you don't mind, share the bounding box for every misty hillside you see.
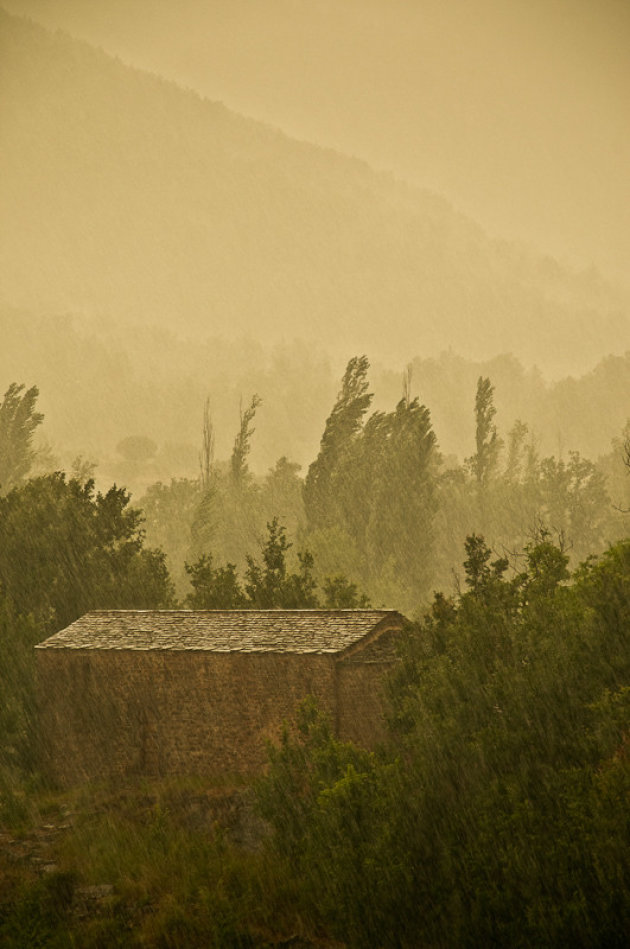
[1,9,628,375]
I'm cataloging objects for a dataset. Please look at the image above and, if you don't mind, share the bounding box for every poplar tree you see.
[304,356,372,530]
[0,383,44,493]
[470,376,502,486]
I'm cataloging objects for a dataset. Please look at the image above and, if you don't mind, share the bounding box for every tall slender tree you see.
[304,356,372,530]
[470,376,502,487]
[0,383,44,493]
[231,394,262,487]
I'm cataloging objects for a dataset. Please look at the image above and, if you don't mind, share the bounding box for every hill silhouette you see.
[1,8,628,374]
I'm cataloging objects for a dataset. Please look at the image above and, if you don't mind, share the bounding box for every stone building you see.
[36,609,405,786]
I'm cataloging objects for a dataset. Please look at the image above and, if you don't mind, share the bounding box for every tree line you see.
[139,355,628,613]
[0,376,629,944]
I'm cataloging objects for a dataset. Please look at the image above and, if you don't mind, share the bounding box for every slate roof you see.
[35,610,404,655]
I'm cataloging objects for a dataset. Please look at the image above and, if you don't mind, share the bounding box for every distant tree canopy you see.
[0,383,44,493]
[139,357,627,614]
[116,435,158,464]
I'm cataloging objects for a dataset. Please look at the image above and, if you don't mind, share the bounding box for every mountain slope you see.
[1,9,628,373]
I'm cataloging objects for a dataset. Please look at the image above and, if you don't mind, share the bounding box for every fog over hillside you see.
[3,0,629,285]
[1,8,628,380]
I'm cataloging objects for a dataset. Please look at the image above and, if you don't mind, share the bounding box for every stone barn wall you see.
[36,649,337,786]
[335,628,400,746]
[336,660,394,747]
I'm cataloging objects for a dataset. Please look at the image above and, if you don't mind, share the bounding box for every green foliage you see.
[303,355,372,532]
[469,375,502,485]
[230,395,262,487]
[321,575,370,608]
[244,518,319,609]
[140,478,203,594]
[0,474,174,632]
[185,518,361,610]
[257,699,408,944]
[435,376,624,591]
[304,357,439,609]
[0,780,286,948]
[0,869,77,948]
[362,395,438,602]
[145,366,626,613]
[187,410,307,580]
[0,474,176,782]
[185,555,247,609]
[0,383,44,494]
[0,598,41,774]
[258,535,630,946]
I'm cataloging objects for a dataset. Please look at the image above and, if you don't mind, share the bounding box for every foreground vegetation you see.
[258,535,630,947]
[1,534,629,946]
[1,375,630,945]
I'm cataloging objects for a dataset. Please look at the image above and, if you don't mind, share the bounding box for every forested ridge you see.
[2,8,629,374]
[0,366,629,945]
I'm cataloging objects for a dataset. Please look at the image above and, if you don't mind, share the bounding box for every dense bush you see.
[257,535,630,947]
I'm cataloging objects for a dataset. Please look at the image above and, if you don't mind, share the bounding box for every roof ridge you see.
[80,608,394,613]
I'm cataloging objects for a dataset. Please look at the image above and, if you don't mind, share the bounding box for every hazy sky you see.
[3,0,629,283]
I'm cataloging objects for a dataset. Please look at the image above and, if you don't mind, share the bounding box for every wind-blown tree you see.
[231,394,262,487]
[199,395,215,491]
[305,358,439,607]
[364,395,438,601]
[304,356,372,532]
[189,394,265,568]
[0,382,44,493]
[435,375,622,592]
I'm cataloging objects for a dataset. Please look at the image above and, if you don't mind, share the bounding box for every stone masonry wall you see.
[335,660,394,748]
[36,649,337,786]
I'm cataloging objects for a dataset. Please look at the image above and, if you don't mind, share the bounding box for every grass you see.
[0,773,333,948]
